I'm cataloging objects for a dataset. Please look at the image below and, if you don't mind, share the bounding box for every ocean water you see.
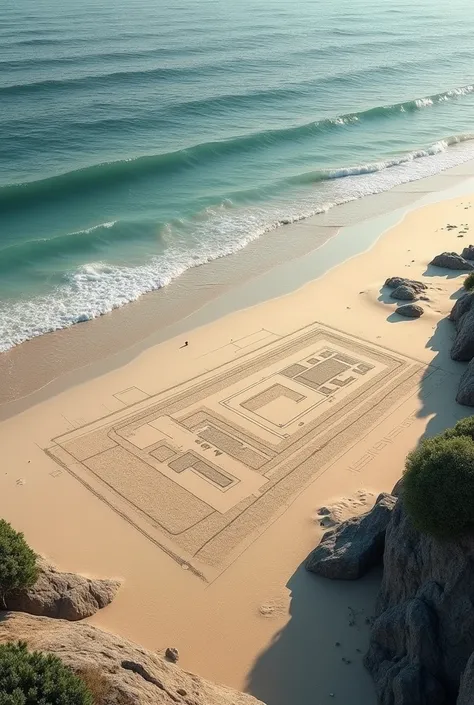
[2,0,474,351]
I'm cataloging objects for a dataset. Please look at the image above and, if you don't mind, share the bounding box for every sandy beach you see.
[1,175,474,704]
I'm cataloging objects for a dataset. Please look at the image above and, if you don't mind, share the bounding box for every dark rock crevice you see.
[366,499,474,705]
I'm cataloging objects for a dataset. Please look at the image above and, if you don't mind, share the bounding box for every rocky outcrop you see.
[462,245,474,261]
[5,558,120,621]
[365,499,474,705]
[450,292,474,325]
[456,359,474,406]
[305,493,396,580]
[396,304,424,318]
[390,285,417,301]
[384,277,427,294]
[450,293,474,361]
[0,612,263,705]
[430,252,474,270]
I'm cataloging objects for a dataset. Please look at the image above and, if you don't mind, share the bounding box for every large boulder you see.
[305,493,396,580]
[0,612,263,705]
[391,285,417,301]
[5,558,120,621]
[461,245,474,261]
[385,277,427,294]
[430,253,474,271]
[450,292,474,324]
[396,304,424,318]
[456,359,474,406]
[450,293,474,361]
[365,499,474,705]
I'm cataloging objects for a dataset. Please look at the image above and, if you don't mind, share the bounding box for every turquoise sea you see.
[1,0,474,351]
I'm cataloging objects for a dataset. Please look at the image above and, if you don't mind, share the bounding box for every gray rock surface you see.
[384,277,427,293]
[390,285,417,301]
[450,293,474,361]
[396,304,424,318]
[457,651,474,705]
[456,358,474,406]
[430,252,474,270]
[462,245,474,261]
[5,558,120,621]
[305,493,396,580]
[450,292,474,324]
[0,613,263,705]
[365,500,474,705]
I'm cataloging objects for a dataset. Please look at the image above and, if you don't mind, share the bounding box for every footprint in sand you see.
[315,490,375,526]
[258,597,287,619]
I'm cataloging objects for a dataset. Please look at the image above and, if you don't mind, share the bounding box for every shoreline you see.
[2,159,474,418]
[0,177,473,702]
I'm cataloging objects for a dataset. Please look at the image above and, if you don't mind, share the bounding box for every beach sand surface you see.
[1,190,474,705]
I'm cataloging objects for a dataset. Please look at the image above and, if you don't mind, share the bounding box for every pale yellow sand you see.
[1,192,473,705]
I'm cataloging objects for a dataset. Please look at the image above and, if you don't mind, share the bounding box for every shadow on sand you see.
[246,315,472,705]
[422,264,470,280]
[246,565,381,705]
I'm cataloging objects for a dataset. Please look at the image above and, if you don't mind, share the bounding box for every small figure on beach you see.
[180,341,189,348]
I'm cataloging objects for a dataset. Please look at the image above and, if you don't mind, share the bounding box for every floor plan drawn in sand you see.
[45,322,428,580]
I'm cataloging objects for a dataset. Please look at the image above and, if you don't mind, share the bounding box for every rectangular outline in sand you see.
[45,322,424,580]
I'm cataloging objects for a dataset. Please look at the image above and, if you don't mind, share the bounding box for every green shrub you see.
[442,415,474,441]
[0,641,93,705]
[404,435,474,537]
[0,521,38,603]
[464,272,474,291]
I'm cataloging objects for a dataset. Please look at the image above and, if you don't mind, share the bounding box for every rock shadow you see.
[377,289,395,305]
[422,264,468,279]
[416,316,470,439]
[450,285,467,301]
[385,310,421,323]
[246,564,381,705]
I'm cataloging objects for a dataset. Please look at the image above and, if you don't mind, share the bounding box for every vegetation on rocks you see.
[443,416,474,441]
[404,432,474,537]
[0,641,93,705]
[464,272,474,291]
[0,521,38,604]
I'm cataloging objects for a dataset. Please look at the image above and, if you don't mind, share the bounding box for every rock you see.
[396,304,424,318]
[462,245,474,261]
[430,252,474,270]
[450,292,474,324]
[165,647,179,663]
[5,558,120,621]
[456,359,474,406]
[385,277,427,293]
[450,293,474,361]
[457,651,474,705]
[365,500,474,705]
[305,493,396,580]
[0,613,263,705]
[391,285,417,301]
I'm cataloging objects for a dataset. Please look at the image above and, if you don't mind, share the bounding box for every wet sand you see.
[2,159,474,415]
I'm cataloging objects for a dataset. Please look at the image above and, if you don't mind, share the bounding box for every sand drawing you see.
[46,322,425,578]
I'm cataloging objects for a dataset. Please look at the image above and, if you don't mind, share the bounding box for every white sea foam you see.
[71,221,116,236]
[415,97,434,108]
[413,85,474,108]
[1,136,474,352]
